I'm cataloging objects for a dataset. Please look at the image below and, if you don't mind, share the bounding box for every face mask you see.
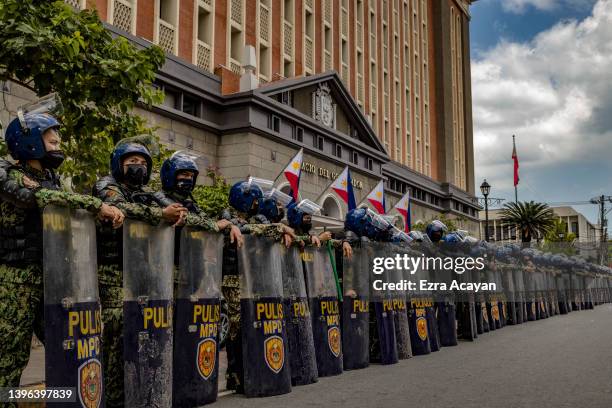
[124,164,147,186]
[40,150,65,169]
[176,179,194,194]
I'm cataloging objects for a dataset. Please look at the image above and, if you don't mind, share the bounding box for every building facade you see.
[479,206,601,244]
[1,0,480,233]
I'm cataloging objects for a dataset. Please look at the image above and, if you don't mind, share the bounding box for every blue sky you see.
[469,0,611,224]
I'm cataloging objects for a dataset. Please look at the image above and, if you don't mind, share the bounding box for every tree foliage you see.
[499,201,555,244]
[191,167,231,218]
[412,214,462,233]
[0,0,165,190]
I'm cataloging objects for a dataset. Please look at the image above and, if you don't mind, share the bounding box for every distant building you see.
[479,206,600,243]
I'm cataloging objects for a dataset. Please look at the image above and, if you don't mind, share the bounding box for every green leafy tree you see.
[543,219,576,255]
[499,201,555,246]
[412,214,461,233]
[0,0,164,190]
[191,167,231,217]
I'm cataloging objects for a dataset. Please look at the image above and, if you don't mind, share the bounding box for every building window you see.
[228,0,245,75]
[366,158,373,171]
[155,0,178,55]
[269,115,281,132]
[194,1,214,72]
[258,0,272,83]
[315,135,324,150]
[279,91,293,106]
[182,93,201,117]
[294,126,304,142]
[351,151,359,164]
[334,144,342,158]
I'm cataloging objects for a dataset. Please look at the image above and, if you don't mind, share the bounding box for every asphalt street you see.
[216,304,612,408]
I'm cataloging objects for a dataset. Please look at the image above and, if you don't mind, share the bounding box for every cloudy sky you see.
[470,0,612,223]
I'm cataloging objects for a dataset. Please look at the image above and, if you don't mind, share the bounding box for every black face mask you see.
[176,179,194,194]
[124,164,147,186]
[301,221,313,232]
[40,150,65,169]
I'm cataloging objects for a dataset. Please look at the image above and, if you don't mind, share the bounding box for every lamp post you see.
[480,179,491,242]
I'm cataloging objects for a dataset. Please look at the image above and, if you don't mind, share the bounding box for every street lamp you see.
[480,179,491,242]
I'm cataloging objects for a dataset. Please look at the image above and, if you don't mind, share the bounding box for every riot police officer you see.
[222,179,296,393]
[93,139,185,407]
[0,103,124,389]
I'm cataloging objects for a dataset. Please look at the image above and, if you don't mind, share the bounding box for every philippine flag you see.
[366,180,386,214]
[283,148,303,201]
[331,166,357,211]
[393,192,411,232]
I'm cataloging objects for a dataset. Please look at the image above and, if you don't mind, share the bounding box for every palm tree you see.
[499,201,556,246]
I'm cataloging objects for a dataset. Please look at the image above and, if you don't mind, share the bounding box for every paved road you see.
[216,305,612,408]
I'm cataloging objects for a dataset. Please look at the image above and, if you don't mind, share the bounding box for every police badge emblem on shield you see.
[416,316,428,341]
[78,358,102,408]
[264,335,285,374]
[197,338,216,380]
[328,326,341,357]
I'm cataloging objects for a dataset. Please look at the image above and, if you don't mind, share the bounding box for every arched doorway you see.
[321,195,342,220]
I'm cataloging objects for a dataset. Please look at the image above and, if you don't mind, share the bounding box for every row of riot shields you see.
[42,206,612,406]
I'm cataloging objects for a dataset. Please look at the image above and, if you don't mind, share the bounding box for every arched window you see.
[321,195,342,220]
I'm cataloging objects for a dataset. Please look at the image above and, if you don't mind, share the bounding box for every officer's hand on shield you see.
[310,234,321,248]
[98,203,125,229]
[230,225,243,248]
[318,231,332,242]
[281,225,296,248]
[343,241,353,259]
[162,202,188,225]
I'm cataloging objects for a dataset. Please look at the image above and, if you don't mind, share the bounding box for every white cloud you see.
[502,0,597,13]
[472,0,612,202]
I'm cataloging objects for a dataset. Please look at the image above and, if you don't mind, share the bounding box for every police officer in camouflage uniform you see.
[93,140,186,407]
[0,111,124,390]
[222,180,296,393]
[158,152,243,261]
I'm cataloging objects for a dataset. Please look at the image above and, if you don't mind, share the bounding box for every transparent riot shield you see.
[43,205,104,408]
[303,246,343,376]
[424,247,442,351]
[570,273,580,311]
[534,270,544,320]
[389,244,412,359]
[485,262,500,331]
[476,267,490,334]
[494,263,506,328]
[456,258,478,340]
[280,245,317,385]
[123,220,174,407]
[556,270,568,314]
[238,235,291,397]
[406,244,432,355]
[341,240,370,370]
[502,263,517,325]
[513,265,526,324]
[369,242,398,365]
[173,228,223,407]
[436,243,459,345]
[584,275,594,309]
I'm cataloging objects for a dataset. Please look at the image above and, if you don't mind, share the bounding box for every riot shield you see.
[341,241,370,370]
[456,265,478,340]
[173,228,223,406]
[584,275,594,309]
[369,242,398,365]
[556,271,568,315]
[238,235,291,397]
[406,245,431,355]
[485,264,500,330]
[502,264,517,325]
[123,220,174,407]
[303,246,343,376]
[436,243,458,346]
[513,265,526,324]
[43,205,104,408]
[476,268,490,334]
[570,272,580,311]
[390,245,412,359]
[281,245,318,385]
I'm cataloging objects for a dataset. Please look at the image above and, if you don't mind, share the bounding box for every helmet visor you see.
[265,188,293,207]
[297,199,323,215]
[18,93,64,129]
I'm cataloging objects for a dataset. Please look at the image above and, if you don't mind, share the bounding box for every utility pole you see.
[590,195,612,265]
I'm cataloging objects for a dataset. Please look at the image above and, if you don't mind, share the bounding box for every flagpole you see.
[273,148,302,186]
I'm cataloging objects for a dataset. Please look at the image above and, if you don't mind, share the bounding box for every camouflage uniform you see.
[219,210,288,392]
[92,176,163,408]
[0,163,102,392]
